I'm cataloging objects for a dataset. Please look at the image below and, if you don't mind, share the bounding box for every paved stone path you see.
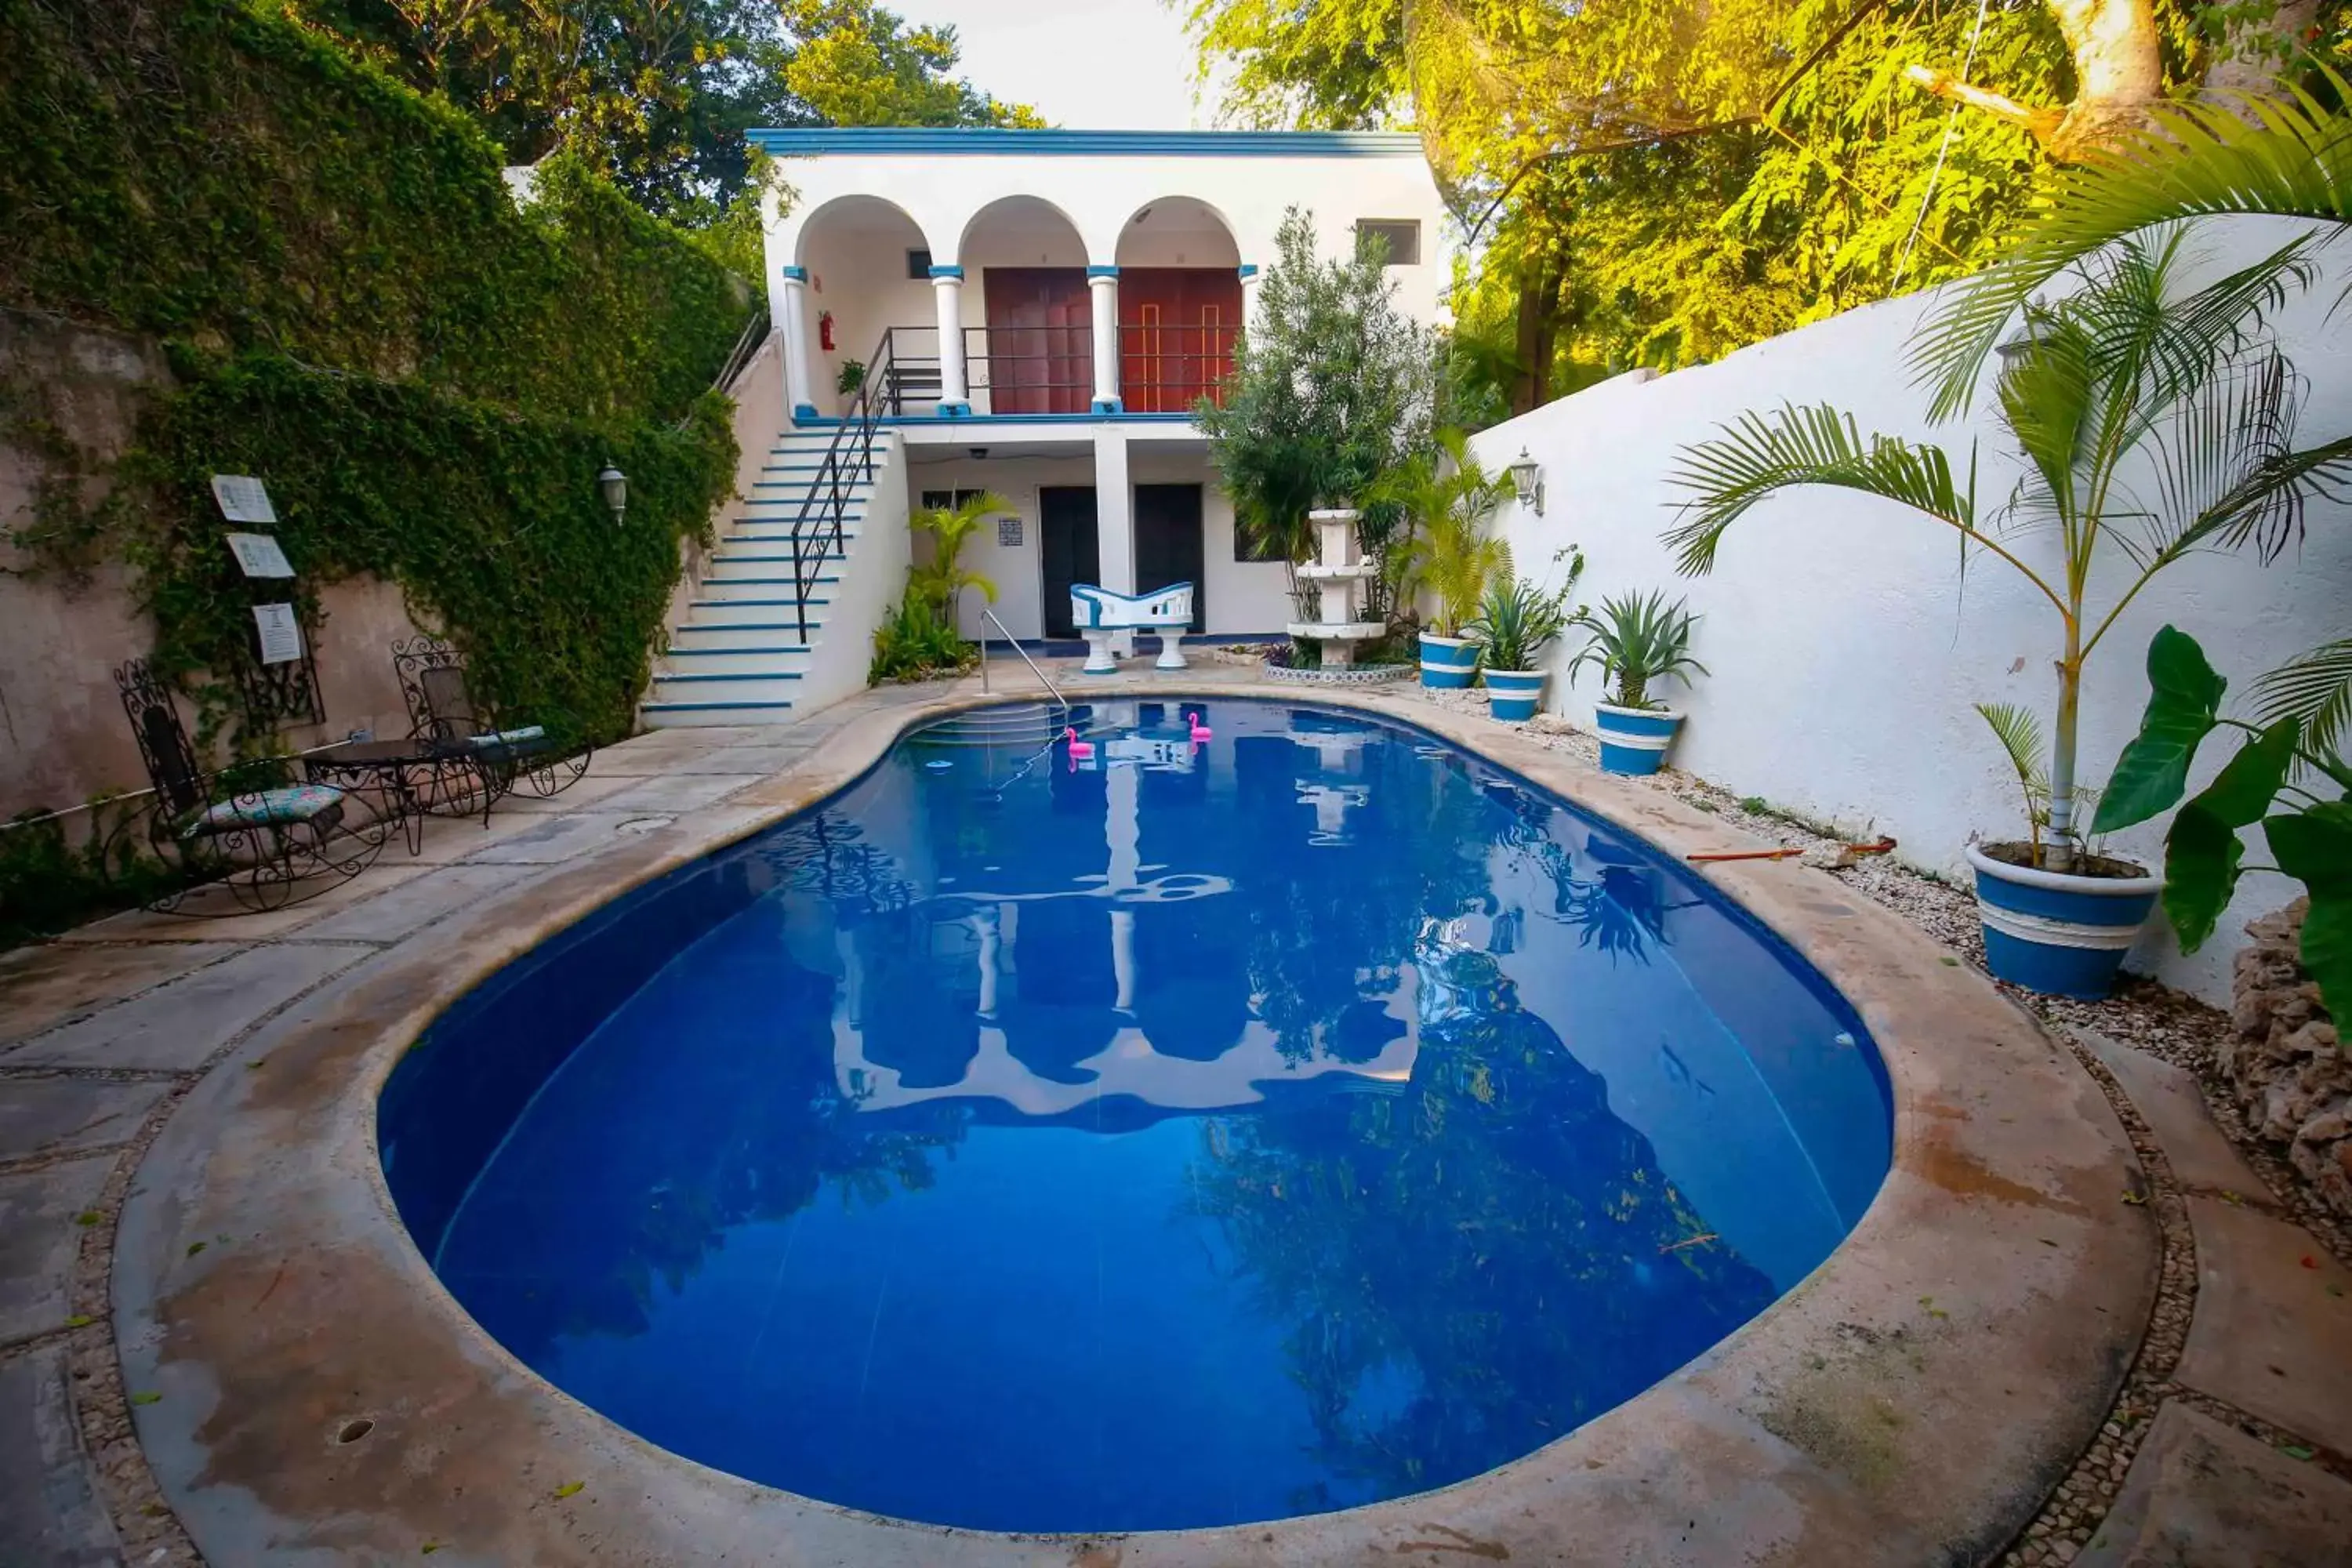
[2,668,2347,1565]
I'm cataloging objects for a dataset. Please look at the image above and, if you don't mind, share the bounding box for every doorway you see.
[1134,484,1207,632]
[983,268,1091,415]
[1039,487,1101,639]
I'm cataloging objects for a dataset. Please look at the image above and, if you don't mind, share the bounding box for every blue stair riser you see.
[687,597,829,609]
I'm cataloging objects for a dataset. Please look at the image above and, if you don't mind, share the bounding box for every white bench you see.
[1070,583,1195,673]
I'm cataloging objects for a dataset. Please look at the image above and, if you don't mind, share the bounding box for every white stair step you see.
[643,699,798,728]
[662,645,815,673]
[704,558,842,580]
[649,671,804,704]
[688,593,828,611]
[672,623,819,651]
[697,576,836,601]
[722,529,860,547]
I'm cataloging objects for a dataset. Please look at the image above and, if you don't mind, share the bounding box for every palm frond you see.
[1664,403,1976,576]
[2254,637,2352,759]
[1974,701,2049,797]
[1911,78,2352,422]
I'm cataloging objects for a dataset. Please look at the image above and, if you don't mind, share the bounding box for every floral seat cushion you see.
[466,724,547,750]
[181,783,346,839]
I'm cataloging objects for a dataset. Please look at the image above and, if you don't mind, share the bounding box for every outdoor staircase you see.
[642,426,887,728]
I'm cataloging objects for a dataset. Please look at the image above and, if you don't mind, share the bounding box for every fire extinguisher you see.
[818,310,836,352]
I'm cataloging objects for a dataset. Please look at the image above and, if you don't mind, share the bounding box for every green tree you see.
[1181,0,2248,385]
[269,0,1040,220]
[1197,209,1436,612]
[1667,231,2352,871]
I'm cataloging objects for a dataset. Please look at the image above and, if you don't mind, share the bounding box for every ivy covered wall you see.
[0,0,749,753]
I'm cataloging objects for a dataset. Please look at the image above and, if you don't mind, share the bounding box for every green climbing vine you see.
[0,0,753,752]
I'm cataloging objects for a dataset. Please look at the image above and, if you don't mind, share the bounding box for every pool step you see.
[911,703,1105,749]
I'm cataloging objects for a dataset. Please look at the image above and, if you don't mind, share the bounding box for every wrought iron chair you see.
[114,659,388,913]
[390,634,593,811]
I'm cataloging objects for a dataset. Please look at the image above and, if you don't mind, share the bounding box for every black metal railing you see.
[787,330,889,644]
[846,320,1240,420]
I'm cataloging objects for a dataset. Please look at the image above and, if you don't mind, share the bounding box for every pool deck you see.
[1,662,2332,1566]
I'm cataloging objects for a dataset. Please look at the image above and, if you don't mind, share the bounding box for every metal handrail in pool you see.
[977,605,1070,723]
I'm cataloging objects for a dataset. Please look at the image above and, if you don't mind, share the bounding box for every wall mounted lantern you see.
[597,464,628,526]
[1507,448,1544,516]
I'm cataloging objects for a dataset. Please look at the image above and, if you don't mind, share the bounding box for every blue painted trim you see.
[795,412,1192,427]
[1087,265,1120,278]
[652,670,805,684]
[641,700,797,713]
[1237,263,1259,279]
[1975,874,2154,928]
[937,401,972,416]
[1091,397,1122,414]
[747,128,1425,158]
[1599,740,1668,777]
[779,264,808,281]
[792,402,819,421]
[1595,707,1682,740]
[927,263,965,279]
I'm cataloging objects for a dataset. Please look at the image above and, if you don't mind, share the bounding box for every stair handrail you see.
[787,328,892,644]
[977,604,1069,722]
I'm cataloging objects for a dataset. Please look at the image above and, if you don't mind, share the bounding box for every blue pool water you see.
[380,700,1891,1534]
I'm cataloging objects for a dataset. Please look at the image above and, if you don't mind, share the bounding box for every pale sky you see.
[888,0,1217,130]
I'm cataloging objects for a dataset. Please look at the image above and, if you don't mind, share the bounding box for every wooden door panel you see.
[1120,270,1243,413]
[1040,487,1101,637]
[984,268,1090,415]
[1134,484,1207,631]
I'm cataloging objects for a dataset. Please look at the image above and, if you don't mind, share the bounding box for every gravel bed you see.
[1393,686,2348,1565]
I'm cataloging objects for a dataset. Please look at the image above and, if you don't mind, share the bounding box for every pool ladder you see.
[977,606,1071,726]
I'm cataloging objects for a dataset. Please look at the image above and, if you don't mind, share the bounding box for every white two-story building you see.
[644,128,1447,727]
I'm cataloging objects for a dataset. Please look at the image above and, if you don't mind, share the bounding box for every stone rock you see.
[2223,901,2350,1223]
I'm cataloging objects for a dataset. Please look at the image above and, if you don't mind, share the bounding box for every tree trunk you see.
[1508,255,1564,416]
[1905,0,2164,162]
[2204,0,2321,105]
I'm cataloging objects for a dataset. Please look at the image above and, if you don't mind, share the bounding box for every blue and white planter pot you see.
[1594,702,1682,775]
[1965,842,2159,1000]
[1420,633,1479,689]
[1484,669,1546,722]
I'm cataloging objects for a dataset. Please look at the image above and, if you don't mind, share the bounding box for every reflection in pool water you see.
[379,701,1890,1534]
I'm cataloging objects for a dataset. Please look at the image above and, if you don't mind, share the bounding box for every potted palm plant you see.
[1465,552,1584,721]
[1566,592,1708,774]
[1668,232,2348,998]
[1380,430,1511,688]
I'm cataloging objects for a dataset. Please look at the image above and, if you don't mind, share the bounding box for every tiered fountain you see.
[1273,507,1407,684]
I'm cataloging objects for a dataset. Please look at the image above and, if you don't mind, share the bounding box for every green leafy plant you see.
[2093,626,2350,1020]
[1197,208,1436,611]
[1464,554,1583,673]
[869,592,974,684]
[909,489,1011,617]
[837,358,867,397]
[1669,230,2352,873]
[1566,591,1707,712]
[1376,427,1512,636]
[1974,702,2105,866]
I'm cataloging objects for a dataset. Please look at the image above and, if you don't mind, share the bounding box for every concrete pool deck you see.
[0,664,2337,1564]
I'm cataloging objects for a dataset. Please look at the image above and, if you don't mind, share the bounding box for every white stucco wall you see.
[1466,217,2352,1006]
[907,448,1291,641]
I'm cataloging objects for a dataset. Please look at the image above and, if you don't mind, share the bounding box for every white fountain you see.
[1276,506,1402,684]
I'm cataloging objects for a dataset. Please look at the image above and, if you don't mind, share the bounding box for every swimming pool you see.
[379,699,1892,1534]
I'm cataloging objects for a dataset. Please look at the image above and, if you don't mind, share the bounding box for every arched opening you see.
[960,196,1092,416]
[1114,197,1245,413]
[796,195,935,416]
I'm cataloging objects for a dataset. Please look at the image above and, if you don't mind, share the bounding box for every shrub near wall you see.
[0,0,749,419]
[139,354,733,743]
[0,0,750,748]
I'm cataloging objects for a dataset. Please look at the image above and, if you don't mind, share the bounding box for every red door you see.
[1120,269,1243,413]
[982,268,1091,415]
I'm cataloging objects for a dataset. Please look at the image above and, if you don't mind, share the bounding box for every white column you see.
[1087,267,1120,413]
[1239,262,1261,327]
[779,267,816,423]
[1107,764,1139,1012]
[931,267,969,416]
[1091,428,1137,654]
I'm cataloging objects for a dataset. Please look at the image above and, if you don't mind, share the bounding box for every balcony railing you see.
[858,322,1240,418]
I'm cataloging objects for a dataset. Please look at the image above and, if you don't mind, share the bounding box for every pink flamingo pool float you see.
[1063,727,1094,760]
[1186,711,1212,741]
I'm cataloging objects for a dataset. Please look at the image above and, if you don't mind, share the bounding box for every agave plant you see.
[1670,231,2352,873]
[909,489,1011,619]
[1566,592,1707,712]
[1378,429,1512,636]
[1464,568,1578,673]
